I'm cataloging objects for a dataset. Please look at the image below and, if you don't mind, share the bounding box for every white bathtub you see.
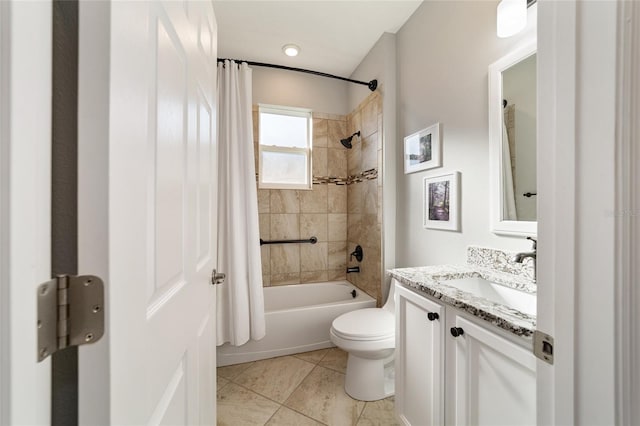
[216,281,376,366]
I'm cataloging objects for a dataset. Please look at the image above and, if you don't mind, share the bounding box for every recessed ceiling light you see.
[282,44,300,57]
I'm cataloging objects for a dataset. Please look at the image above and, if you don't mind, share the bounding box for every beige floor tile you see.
[217,361,255,380]
[217,382,280,426]
[318,347,348,374]
[293,348,330,364]
[265,407,324,426]
[285,366,365,425]
[217,376,230,392]
[356,397,400,426]
[235,356,315,403]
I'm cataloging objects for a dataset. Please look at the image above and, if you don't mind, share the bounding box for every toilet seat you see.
[331,308,394,341]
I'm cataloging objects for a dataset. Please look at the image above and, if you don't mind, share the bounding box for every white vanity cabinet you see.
[394,279,536,426]
[395,282,445,426]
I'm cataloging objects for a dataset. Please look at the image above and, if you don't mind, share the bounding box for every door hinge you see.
[37,274,105,362]
[533,330,554,365]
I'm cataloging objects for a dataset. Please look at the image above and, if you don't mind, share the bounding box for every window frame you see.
[258,104,313,190]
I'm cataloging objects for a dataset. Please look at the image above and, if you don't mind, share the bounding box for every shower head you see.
[340,131,361,149]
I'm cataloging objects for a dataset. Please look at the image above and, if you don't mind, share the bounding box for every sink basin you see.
[443,277,536,316]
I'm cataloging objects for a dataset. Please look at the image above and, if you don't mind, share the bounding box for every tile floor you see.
[217,348,400,426]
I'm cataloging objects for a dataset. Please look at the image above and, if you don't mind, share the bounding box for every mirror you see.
[489,41,537,236]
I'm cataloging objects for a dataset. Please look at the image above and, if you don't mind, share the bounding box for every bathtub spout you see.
[347,266,360,273]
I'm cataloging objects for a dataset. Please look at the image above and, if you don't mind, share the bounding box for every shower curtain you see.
[502,121,518,220]
[216,60,266,346]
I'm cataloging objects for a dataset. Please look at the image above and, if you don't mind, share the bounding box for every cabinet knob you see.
[450,327,464,337]
[427,312,439,321]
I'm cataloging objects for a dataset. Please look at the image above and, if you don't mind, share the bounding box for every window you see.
[258,104,312,190]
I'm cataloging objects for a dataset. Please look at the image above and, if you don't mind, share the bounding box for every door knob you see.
[211,269,226,285]
[427,312,439,321]
[450,327,464,337]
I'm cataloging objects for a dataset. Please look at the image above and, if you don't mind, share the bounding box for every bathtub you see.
[216,281,376,367]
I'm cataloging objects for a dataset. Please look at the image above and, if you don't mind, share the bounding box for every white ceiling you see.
[213,1,423,78]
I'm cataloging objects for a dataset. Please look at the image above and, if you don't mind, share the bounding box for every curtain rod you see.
[217,58,378,92]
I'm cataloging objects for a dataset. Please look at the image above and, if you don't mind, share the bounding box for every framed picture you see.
[404,123,442,174]
[423,171,460,231]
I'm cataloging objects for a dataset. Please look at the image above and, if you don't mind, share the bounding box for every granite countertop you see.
[388,264,536,338]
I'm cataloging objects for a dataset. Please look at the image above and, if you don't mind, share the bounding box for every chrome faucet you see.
[512,237,537,282]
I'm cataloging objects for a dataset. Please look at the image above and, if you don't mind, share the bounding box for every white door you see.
[0,1,52,424]
[78,1,219,424]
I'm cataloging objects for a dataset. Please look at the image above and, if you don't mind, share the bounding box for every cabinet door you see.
[451,316,536,426]
[395,282,445,426]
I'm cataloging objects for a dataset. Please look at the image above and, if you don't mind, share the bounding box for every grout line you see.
[282,365,329,426]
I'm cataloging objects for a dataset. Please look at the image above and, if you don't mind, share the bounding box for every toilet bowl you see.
[330,282,395,401]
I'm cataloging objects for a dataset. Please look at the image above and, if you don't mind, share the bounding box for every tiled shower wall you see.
[346,92,383,305]
[255,109,351,286]
[254,93,383,306]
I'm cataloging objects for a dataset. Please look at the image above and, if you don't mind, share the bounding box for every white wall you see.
[394,1,537,267]
[252,66,349,114]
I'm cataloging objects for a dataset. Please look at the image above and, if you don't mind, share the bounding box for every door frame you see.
[537,0,638,424]
[0,1,53,424]
[616,1,640,424]
[76,1,111,423]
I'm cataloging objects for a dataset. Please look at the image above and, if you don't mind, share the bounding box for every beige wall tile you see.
[313,118,328,148]
[347,140,362,175]
[271,190,300,213]
[378,186,383,224]
[327,119,347,150]
[271,214,299,240]
[300,213,328,242]
[328,184,347,213]
[259,214,270,240]
[328,269,346,281]
[301,270,328,283]
[361,214,381,253]
[299,185,328,213]
[362,180,378,215]
[270,245,300,274]
[327,148,347,177]
[347,213,362,243]
[328,214,347,242]
[271,273,301,286]
[361,98,378,138]
[378,149,383,186]
[261,246,270,275]
[327,241,347,270]
[362,133,378,171]
[258,189,270,213]
[349,110,362,137]
[347,183,362,214]
[312,147,328,177]
[300,242,328,272]
[312,112,346,121]
[262,274,271,287]
[252,111,259,142]
[377,113,384,149]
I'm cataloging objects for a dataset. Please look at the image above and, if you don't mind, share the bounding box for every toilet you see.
[330,282,396,401]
